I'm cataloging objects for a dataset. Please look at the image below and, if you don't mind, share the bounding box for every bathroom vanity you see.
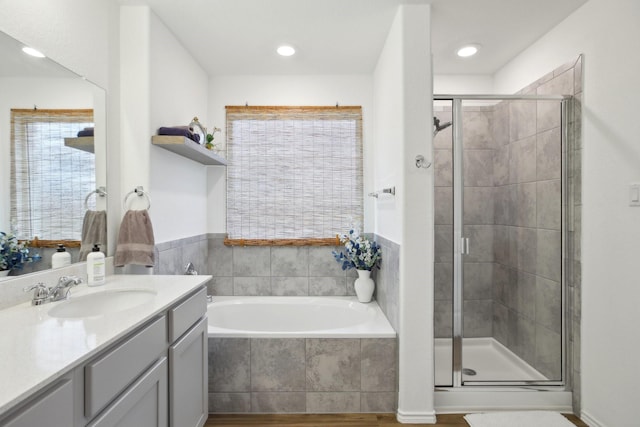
[0,275,210,427]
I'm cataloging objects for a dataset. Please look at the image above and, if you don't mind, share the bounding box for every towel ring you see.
[124,186,151,210]
[84,187,107,210]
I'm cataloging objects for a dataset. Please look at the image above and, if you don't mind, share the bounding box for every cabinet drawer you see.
[85,316,167,419]
[168,287,206,342]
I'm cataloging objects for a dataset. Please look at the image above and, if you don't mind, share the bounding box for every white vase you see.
[354,269,375,303]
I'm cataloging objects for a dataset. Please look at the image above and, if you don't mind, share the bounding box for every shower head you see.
[433,116,452,136]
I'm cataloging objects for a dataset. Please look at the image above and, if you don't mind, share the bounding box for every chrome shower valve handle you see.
[415,155,431,169]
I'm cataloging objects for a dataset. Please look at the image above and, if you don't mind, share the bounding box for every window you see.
[225,106,363,244]
[10,109,95,241]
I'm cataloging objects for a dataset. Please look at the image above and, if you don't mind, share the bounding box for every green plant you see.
[205,127,221,150]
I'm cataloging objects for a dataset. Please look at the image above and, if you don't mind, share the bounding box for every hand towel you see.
[78,210,107,261]
[114,210,155,267]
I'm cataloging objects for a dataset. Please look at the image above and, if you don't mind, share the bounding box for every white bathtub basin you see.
[207,296,396,338]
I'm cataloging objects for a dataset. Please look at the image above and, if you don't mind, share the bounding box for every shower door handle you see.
[460,237,470,255]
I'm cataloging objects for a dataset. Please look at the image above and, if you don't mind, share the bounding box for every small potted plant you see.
[205,127,222,151]
[332,227,381,302]
[0,232,41,277]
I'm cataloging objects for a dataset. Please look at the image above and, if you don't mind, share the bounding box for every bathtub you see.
[207,296,395,338]
[207,296,398,413]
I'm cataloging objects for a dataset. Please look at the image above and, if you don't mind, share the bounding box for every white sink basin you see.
[48,288,157,319]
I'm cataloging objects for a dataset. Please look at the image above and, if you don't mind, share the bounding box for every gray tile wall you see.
[206,235,358,297]
[492,92,564,380]
[492,58,582,383]
[206,234,400,332]
[568,56,583,415]
[153,233,208,275]
[208,337,397,413]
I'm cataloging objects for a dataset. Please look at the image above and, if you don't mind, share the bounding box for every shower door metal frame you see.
[434,94,572,389]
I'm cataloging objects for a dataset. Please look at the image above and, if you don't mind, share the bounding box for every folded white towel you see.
[114,210,155,267]
[464,411,575,427]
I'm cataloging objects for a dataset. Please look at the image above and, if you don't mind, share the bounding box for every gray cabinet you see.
[2,378,74,427]
[0,285,207,427]
[169,317,207,427]
[87,358,168,427]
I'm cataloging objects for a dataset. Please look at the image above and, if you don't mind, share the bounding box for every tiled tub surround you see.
[206,234,400,332]
[202,236,400,413]
[154,233,209,275]
[208,337,397,413]
[433,57,582,387]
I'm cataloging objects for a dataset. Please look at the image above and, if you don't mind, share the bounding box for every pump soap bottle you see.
[51,244,71,269]
[86,244,106,286]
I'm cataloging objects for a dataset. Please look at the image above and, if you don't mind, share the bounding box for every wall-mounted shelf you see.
[151,135,227,166]
[64,137,94,154]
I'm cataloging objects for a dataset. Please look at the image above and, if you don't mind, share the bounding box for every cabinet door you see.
[3,379,73,427]
[87,357,168,427]
[85,316,167,419]
[169,317,207,427]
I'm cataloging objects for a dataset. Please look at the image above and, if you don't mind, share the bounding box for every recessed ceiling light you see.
[22,46,45,58]
[277,45,296,57]
[456,44,480,58]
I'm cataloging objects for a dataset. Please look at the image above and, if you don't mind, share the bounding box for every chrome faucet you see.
[49,276,83,302]
[23,276,83,305]
[23,283,50,306]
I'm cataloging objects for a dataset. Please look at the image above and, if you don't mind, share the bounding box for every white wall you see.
[374,4,435,423]
[494,1,640,425]
[207,74,374,234]
[373,14,404,244]
[433,74,494,94]
[148,12,209,243]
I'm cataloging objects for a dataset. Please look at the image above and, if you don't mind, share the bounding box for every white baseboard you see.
[580,410,604,427]
[396,409,437,424]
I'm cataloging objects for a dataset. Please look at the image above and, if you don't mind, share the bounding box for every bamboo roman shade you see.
[10,109,94,241]
[226,106,363,243]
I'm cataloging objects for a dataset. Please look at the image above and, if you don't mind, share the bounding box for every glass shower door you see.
[435,96,566,387]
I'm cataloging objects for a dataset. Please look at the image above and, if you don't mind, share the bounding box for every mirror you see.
[0,30,107,277]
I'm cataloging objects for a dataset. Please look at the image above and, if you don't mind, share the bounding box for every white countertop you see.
[0,274,211,416]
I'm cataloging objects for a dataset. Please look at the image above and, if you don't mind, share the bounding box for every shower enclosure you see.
[433,95,573,393]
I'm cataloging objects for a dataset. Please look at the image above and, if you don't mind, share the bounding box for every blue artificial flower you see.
[332,228,382,271]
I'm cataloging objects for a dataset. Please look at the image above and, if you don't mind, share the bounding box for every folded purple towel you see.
[77,128,94,137]
[158,126,200,143]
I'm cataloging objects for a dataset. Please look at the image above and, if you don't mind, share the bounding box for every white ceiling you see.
[141,0,588,76]
[0,0,589,78]
[0,31,78,78]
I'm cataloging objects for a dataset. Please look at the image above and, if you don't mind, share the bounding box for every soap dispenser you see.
[86,244,106,286]
[51,244,71,269]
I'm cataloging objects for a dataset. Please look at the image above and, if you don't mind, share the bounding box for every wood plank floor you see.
[206,413,589,426]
